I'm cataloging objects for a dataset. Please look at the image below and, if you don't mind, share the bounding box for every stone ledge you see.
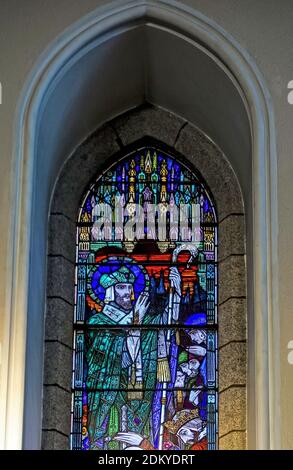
[112,104,185,148]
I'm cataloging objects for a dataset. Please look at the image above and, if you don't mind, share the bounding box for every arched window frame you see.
[72,141,218,450]
[42,105,246,450]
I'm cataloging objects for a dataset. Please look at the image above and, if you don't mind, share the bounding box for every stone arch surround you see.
[42,105,247,450]
[4,0,279,450]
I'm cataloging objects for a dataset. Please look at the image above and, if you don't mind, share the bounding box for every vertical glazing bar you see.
[207,391,216,450]
[74,331,84,388]
[207,330,216,388]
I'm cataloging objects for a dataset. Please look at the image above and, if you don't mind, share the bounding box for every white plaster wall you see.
[0,0,292,449]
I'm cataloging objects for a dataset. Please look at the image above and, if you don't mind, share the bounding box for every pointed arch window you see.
[71,145,218,450]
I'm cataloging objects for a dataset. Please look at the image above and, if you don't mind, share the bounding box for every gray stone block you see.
[218,255,246,304]
[42,386,71,436]
[219,430,246,450]
[43,341,72,392]
[48,213,76,263]
[112,104,185,147]
[42,430,70,450]
[219,386,246,437]
[45,297,73,348]
[51,125,120,220]
[219,342,247,391]
[219,214,245,262]
[47,256,75,304]
[219,298,247,347]
[175,123,243,221]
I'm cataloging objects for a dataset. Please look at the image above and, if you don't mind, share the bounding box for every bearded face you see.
[114,283,133,310]
[180,359,200,377]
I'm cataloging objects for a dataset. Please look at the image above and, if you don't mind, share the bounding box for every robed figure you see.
[85,259,181,449]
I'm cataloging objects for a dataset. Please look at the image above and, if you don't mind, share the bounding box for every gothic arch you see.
[42,105,246,449]
[4,0,279,450]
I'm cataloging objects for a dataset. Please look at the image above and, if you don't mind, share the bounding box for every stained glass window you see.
[71,145,218,450]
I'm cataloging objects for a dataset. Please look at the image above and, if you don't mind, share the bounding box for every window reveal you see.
[71,146,218,450]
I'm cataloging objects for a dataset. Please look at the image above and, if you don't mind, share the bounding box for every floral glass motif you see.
[71,146,218,450]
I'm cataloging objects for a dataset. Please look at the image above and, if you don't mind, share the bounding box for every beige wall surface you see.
[0,0,293,448]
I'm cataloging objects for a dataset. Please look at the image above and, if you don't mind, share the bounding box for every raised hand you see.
[189,388,201,405]
[134,291,150,322]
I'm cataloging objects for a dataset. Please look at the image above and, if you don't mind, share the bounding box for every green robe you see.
[86,302,164,449]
